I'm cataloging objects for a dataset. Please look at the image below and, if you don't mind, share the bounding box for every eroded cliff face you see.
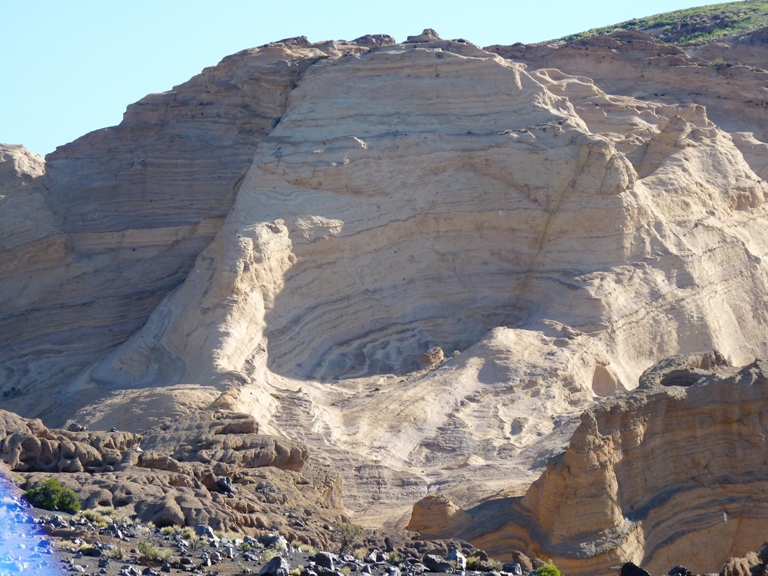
[0,35,394,420]
[411,353,768,576]
[4,26,768,572]
[0,408,344,543]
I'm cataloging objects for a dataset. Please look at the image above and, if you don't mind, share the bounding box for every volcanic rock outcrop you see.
[4,22,768,574]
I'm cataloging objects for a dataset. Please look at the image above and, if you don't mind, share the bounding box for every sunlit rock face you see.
[0,36,390,419]
[414,353,768,576]
[4,28,768,573]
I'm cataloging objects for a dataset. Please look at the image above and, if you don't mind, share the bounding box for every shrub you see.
[80,510,109,527]
[535,560,561,576]
[110,547,126,560]
[336,523,365,554]
[710,57,727,70]
[24,478,81,513]
[137,539,171,561]
[466,555,481,570]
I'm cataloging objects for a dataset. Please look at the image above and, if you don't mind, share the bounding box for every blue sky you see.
[3,0,724,157]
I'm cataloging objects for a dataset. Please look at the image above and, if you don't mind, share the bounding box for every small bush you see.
[80,510,109,528]
[466,555,481,570]
[353,548,366,561]
[264,549,277,562]
[535,560,561,576]
[110,547,126,560]
[160,525,178,536]
[336,523,365,554]
[24,478,81,513]
[137,539,171,561]
[303,544,319,556]
[487,559,503,571]
[710,57,728,70]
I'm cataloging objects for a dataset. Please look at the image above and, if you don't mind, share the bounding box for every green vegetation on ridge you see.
[555,0,768,45]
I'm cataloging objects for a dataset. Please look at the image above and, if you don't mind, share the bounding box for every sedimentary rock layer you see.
[4,26,768,572]
[410,353,768,576]
[0,36,393,420]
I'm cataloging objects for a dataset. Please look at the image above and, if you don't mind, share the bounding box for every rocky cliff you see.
[409,352,768,575]
[4,22,768,574]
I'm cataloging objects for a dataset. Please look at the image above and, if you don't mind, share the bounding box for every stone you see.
[313,552,335,569]
[422,555,453,573]
[722,556,758,576]
[260,534,289,550]
[501,563,522,576]
[446,551,466,572]
[419,348,445,370]
[259,556,291,576]
[194,525,217,540]
[216,476,234,495]
[619,563,650,576]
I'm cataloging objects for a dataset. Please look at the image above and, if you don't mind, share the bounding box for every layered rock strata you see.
[4,26,768,572]
[410,353,768,576]
[0,35,395,420]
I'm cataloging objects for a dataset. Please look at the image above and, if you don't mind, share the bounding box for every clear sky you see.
[3,0,726,157]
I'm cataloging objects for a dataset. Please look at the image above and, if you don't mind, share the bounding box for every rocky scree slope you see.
[3,25,768,576]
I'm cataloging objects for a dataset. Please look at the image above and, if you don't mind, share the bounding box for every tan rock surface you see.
[4,26,768,572]
[412,353,768,575]
[0,407,344,543]
[0,36,393,421]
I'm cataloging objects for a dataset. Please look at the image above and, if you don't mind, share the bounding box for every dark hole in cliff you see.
[660,370,698,387]
[153,518,176,528]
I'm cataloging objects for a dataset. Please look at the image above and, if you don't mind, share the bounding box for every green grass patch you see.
[551,0,768,45]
